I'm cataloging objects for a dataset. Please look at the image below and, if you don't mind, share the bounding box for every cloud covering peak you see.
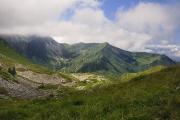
[0,0,179,60]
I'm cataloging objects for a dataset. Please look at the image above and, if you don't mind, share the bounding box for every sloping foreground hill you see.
[0,35,176,75]
[0,66,179,120]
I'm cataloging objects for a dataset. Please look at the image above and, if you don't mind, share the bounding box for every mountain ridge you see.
[0,35,176,75]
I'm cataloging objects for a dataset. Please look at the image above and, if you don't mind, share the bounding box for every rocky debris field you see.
[0,77,49,99]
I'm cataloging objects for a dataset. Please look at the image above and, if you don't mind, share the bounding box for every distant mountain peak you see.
[0,34,176,74]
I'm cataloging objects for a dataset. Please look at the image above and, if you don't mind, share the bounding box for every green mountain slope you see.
[64,42,175,75]
[0,35,176,75]
[0,34,179,119]
[0,66,179,120]
[0,40,53,74]
[0,40,107,91]
[120,65,166,82]
[0,35,70,68]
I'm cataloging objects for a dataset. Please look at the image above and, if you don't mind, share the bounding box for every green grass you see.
[120,65,166,82]
[0,66,179,120]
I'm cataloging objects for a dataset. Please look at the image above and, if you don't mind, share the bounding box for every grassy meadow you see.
[0,66,179,120]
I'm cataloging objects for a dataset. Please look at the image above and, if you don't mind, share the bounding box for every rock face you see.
[0,77,47,99]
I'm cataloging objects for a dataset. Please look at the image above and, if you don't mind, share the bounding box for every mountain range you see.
[0,34,176,75]
[0,34,179,120]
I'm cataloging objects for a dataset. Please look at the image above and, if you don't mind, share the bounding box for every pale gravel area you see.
[17,71,67,85]
[71,73,109,90]
[15,63,70,85]
[71,73,107,82]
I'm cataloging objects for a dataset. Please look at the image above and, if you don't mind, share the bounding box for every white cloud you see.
[146,44,180,59]
[116,3,180,39]
[0,0,98,27]
[0,1,179,58]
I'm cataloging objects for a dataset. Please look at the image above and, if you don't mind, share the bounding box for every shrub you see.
[8,67,16,76]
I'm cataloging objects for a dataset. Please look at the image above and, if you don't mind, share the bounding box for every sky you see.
[0,0,180,60]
